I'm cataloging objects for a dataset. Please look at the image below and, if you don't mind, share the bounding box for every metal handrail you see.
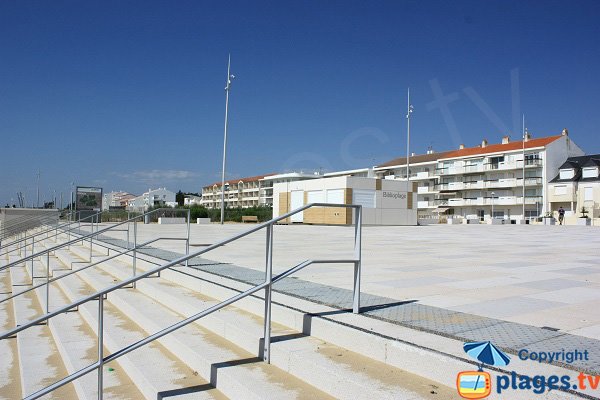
[0,208,191,273]
[0,236,184,310]
[0,213,58,240]
[0,211,102,256]
[1,203,362,400]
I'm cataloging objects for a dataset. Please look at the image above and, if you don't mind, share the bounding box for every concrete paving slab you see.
[85,223,600,377]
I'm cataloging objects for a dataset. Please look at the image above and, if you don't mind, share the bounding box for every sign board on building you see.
[76,187,103,211]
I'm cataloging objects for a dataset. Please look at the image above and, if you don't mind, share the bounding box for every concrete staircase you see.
[0,228,582,399]
[0,230,458,400]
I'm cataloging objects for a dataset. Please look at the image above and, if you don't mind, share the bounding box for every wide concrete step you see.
[65,243,444,400]
[102,241,580,400]
[7,256,77,399]
[39,246,225,400]
[25,254,143,400]
[56,247,333,400]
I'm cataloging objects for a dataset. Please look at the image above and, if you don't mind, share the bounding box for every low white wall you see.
[158,217,186,225]
[196,218,211,224]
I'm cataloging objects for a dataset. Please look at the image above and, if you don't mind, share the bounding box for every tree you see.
[176,190,184,206]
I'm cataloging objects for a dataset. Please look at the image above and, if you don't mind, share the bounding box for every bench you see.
[242,215,258,223]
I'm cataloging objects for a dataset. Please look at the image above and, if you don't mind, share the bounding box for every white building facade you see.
[127,188,177,212]
[548,154,600,225]
[374,130,584,223]
[102,191,136,210]
[200,172,320,209]
[273,176,417,225]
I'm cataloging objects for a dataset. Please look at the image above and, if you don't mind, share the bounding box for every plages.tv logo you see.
[457,341,511,399]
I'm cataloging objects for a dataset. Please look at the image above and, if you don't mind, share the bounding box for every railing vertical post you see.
[352,206,362,314]
[46,252,50,314]
[67,211,71,248]
[127,212,130,249]
[132,220,137,289]
[98,295,104,400]
[31,239,35,283]
[185,209,190,268]
[262,223,274,363]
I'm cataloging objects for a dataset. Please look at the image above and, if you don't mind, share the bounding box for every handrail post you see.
[126,212,130,249]
[185,209,190,268]
[98,295,104,400]
[352,206,362,314]
[67,210,71,248]
[132,219,137,289]
[31,239,35,285]
[46,252,50,313]
[262,222,274,363]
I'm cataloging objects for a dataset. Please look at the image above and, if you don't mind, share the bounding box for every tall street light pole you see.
[522,114,526,222]
[406,88,414,184]
[36,170,40,208]
[220,54,235,225]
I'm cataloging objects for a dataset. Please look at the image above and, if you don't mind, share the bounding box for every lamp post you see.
[522,115,526,222]
[491,191,495,222]
[406,88,414,183]
[220,54,235,225]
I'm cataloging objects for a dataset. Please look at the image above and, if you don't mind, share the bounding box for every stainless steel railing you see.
[0,211,102,256]
[0,212,58,242]
[0,236,187,313]
[0,208,191,272]
[0,203,362,400]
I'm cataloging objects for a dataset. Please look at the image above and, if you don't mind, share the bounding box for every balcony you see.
[417,186,437,194]
[438,159,543,176]
[485,159,543,171]
[417,200,436,208]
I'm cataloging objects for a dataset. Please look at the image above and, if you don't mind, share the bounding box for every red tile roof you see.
[441,135,562,159]
[377,151,454,168]
[204,173,277,189]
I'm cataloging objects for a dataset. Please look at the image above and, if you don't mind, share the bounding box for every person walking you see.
[558,206,565,225]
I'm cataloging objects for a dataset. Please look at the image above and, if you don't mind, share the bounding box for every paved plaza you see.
[94,222,600,376]
[104,223,600,339]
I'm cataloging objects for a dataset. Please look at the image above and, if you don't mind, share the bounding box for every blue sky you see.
[1,0,599,206]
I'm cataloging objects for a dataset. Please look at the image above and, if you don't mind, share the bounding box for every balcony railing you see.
[437,159,543,176]
[446,195,543,206]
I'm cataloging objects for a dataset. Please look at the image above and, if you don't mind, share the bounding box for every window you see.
[559,169,574,180]
[554,186,567,196]
[584,187,593,201]
[582,167,599,179]
[525,153,540,165]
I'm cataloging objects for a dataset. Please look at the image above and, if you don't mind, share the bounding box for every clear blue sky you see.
[1,0,599,206]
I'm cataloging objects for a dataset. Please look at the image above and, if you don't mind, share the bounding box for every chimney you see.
[481,139,488,148]
[459,144,465,150]
[524,131,532,142]
[502,135,510,144]
[411,152,416,157]
[562,128,569,136]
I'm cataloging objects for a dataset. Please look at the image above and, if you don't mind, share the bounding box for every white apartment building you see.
[183,195,202,206]
[374,129,584,223]
[548,154,600,225]
[127,188,177,212]
[200,172,319,209]
[102,191,136,210]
